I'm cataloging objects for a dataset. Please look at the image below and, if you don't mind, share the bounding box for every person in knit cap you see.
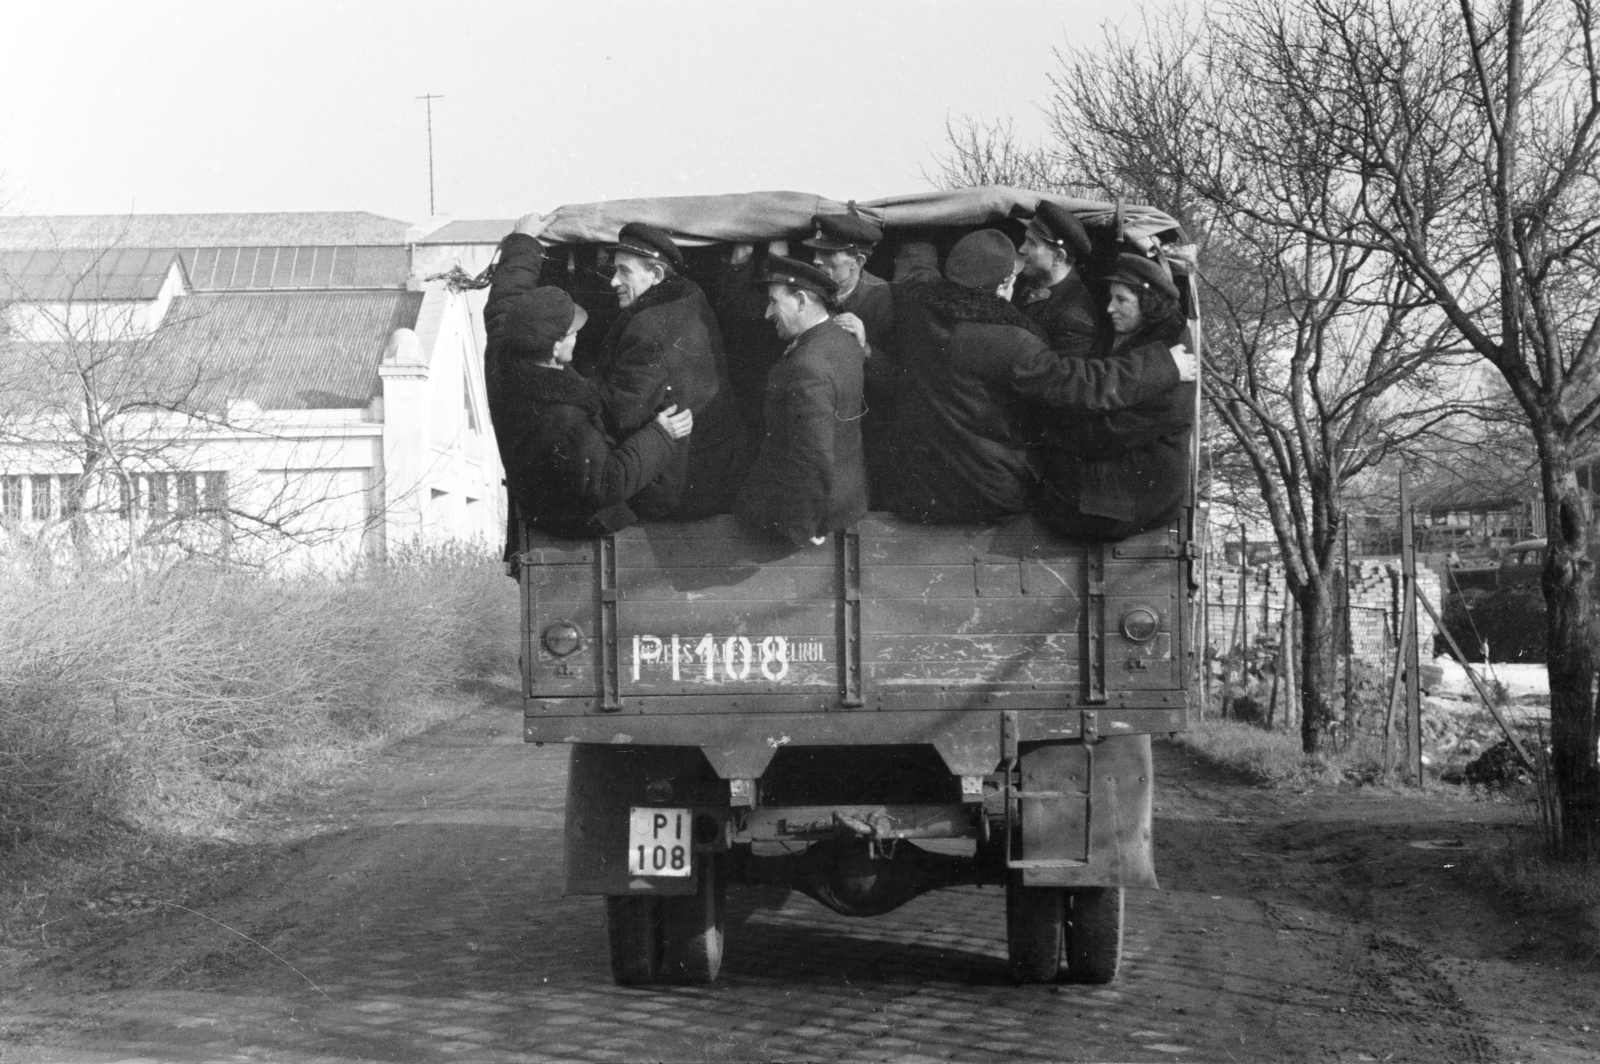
[482,259,693,540]
[495,213,749,522]
[885,229,1058,523]
[889,232,1198,527]
[1017,199,1102,358]
[734,257,868,547]
[1022,251,1198,540]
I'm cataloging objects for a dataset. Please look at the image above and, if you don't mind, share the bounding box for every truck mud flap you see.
[1017,733,1157,890]
[564,744,725,896]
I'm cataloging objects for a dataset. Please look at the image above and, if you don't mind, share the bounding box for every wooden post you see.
[1200,519,1212,719]
[1342,520,1353,745]
[1271,588,1292,730]
[1286,600,1299,731]
[1400,476,1423,784]
[1236,528,1249,714]
[1267,594,1285,728]
[1382,599,1411,780]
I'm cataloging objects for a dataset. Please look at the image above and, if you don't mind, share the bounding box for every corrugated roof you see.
[179,246,410,290]
[417,219,513,244]
[0,248,186,301]
[159,291,423,408]
[0,212,414,250]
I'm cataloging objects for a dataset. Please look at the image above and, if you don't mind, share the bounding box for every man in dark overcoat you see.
[803,212,895,354]
[504,214,748,520]
[735,258,868,546]
[482,250,693,540]
[1017,200,1101,358]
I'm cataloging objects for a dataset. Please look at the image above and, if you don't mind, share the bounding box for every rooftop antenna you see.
[416,94,444,216]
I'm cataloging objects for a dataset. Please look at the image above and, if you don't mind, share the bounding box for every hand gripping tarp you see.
[535,186,1185,251]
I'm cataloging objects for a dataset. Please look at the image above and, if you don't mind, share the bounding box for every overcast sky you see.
[1,0,1133,225]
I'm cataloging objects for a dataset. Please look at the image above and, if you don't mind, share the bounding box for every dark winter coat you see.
[1020,271,1101,359]
[501,235,748,520]
[838,270,895,352]
[481,234,680,539]
[886,280,1058,523]
[736,319,869,545]
[493,363,680,539]
[1024,314,1195,541]
[851,266,935,509]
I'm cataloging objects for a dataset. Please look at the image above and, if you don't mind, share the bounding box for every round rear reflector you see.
[542,621,582,657]
[1120,607,1159,644]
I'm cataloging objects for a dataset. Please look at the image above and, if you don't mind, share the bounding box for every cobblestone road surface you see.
[1,700,1593,1063]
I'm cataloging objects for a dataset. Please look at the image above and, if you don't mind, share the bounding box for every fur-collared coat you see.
[735,319,868,545]
[886,280,1058,523]
[1025,313,1195,541]
[497,233,748,521]
[482,235,679,538]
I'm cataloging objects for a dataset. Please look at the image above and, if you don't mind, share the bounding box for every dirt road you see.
[1,695,1596,1063]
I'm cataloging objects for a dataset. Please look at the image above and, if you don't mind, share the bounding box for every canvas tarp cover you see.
[537,186,1184,249]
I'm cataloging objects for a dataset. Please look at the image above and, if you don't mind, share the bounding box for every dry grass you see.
[0,545,517,850]
[1175,717,1342,787]
[1477,830,1600,960]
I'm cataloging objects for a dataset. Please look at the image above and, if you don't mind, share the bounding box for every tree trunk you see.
[1296,580,1339,755]
[1540,461,1600,857]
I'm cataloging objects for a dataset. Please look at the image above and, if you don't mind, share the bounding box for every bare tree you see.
[1153,0,1600,855]
[0,239,375,576]
[933,11,1483,754]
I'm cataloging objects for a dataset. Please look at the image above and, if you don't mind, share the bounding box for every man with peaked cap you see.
[1018,199,1101,358]
[481,238,694,543]
[734,257,868,547]
[802,211,944,510]
[498,213,748,522]
[802,211,895,354]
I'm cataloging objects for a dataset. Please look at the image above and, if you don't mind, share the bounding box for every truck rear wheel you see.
[1065,886,1124,983]
[659,855,726,984]
[605,896,662,985]
[1005,875,1064,983]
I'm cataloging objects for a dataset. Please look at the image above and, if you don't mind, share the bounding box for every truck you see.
[512,187,1199,986]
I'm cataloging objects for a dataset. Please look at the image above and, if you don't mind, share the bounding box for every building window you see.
[204,471,228,514]
[1,476,20,522]
[146,474,169,520]
[31,475,53,520]
[59,473,80,516]
[176,473,199,516]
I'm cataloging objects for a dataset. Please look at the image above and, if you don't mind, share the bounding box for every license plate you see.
[627,807,692,876]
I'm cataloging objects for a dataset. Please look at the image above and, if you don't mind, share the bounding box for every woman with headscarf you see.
[1021,252,1197,541]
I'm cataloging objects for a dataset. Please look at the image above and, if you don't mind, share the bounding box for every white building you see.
[0,212,512,571]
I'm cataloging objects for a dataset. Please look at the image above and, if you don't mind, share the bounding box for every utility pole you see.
[416,94,444,216]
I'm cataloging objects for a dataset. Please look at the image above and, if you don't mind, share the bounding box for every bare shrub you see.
[0,544,515,847]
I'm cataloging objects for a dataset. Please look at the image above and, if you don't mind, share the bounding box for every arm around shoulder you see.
[1011,329,1184,412]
